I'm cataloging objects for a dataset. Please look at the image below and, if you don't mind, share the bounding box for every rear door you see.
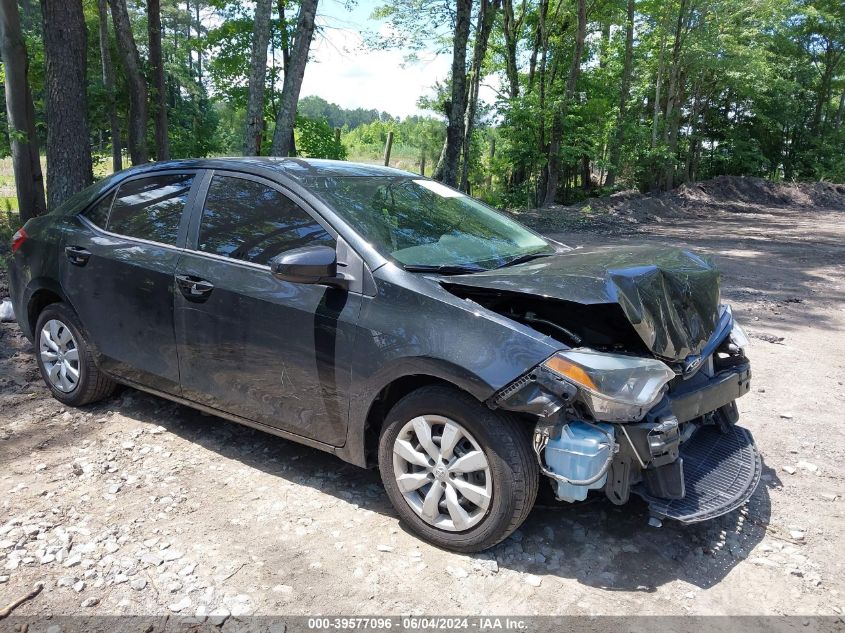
[174,171,361,446]
[60,171,201,395]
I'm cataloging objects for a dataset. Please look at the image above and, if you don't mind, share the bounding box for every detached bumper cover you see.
[668,362,751,423]
[635,424,761,523]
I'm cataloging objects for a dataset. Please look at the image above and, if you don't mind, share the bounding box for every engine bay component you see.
[534,421,617,502]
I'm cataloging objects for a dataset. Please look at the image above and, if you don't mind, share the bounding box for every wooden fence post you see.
[383,131,394,166]
[420,154,426,176]
[487,138,495,188]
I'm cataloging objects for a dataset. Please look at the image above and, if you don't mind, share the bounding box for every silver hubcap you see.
[39,319,80,393]
[392,415,492,532]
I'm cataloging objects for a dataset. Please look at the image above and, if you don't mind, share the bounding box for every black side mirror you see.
[269,245,348,289]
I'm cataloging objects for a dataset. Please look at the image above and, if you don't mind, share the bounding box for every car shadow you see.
[113,387,773,594]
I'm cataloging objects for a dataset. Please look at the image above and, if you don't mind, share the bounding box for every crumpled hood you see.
[442,245,721,361]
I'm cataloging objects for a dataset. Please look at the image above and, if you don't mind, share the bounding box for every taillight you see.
[11,227,28,253]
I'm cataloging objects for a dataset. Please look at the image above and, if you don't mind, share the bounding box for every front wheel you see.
[378,385,538,552]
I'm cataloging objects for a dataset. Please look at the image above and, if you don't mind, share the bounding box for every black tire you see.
[378,385,539,552]
[34,302,116,407]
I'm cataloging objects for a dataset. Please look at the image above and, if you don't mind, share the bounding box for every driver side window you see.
[198,175,335,266]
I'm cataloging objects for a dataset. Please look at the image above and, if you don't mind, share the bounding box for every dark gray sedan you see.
[8,159,759,551]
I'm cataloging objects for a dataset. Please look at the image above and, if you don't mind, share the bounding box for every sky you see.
[298,0,453,119]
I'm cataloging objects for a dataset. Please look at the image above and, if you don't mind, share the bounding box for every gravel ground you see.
[0,186,843,626]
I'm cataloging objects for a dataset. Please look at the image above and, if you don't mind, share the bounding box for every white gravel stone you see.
[797,461,819,473]
[228,594,254,617]
[80,597,99,608]
[472,559,499,575]
[524,574,543,587]
[140,552,164,566]
[790,530,805,541]
[446,566,468,579]
[63,554,82,568]
[0,576,9,583]
[376,544,393,552]
[162,549,183,562]
[130,578,147,590]
[782,466,796,475]
[169,596,191,612]
[73,580,86,593]
[206,607,230,626]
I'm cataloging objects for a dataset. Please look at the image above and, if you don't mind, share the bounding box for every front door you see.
[60,172,199,395]
[174,172,360,446]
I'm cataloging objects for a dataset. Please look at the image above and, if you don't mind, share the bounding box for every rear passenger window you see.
[198,175,334,266]
[107,174,194,245]
[84,191,115,228]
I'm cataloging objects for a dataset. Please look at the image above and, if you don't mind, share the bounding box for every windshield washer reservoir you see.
[545,421,615,502]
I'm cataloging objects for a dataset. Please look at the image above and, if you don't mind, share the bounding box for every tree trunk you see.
[243,0,274,156]
[270,0,318,157]
[108,0,149,165]
[96,0,121,172]
[278,0,291,71]
[194,1,202,82]
[835,87,845,132]
[147,0,169,161]
[433,0,472,186]
[604,0,634,188]
[0,0,46,221]
[651,8,670,150]
[40,0,93,211]
[501,0,524,99]
[661,0,688,191]
[185,0,192,77]
[459,0,500,192]
[542,0,586,206]
[811,45,842,133]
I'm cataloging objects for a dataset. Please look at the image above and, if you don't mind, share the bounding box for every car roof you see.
[115,157,417,182]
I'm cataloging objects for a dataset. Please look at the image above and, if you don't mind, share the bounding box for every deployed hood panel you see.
[442,246,721,361]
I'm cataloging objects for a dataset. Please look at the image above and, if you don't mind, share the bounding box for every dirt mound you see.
[514,176,845,233]
[673,176,845,210]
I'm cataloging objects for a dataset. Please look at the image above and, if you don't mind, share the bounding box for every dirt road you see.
[1,182,843,623]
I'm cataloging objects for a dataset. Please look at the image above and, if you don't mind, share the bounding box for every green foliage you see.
[8,0,843,220]
[294,116,347,160]
[298,96,386,131]
[342,116,445,172]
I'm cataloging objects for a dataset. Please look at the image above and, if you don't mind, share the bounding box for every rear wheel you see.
[378,385,538,552]
[34,303,116,406]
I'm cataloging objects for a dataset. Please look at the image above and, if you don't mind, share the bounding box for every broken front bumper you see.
[514,354,761,523]
[628,361,760,522]
[634,424,761,523]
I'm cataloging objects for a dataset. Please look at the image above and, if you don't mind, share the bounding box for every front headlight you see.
[729,320,750,353]
[543,349,676,422]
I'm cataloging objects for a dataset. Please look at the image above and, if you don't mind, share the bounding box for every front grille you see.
[636,424,761,523]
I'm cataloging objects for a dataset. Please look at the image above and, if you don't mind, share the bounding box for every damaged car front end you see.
[444,247,760,524]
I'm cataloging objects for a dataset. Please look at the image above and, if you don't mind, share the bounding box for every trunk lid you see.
[441,245,721,361]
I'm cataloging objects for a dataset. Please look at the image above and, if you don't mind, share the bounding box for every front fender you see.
[341,272,560,466]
